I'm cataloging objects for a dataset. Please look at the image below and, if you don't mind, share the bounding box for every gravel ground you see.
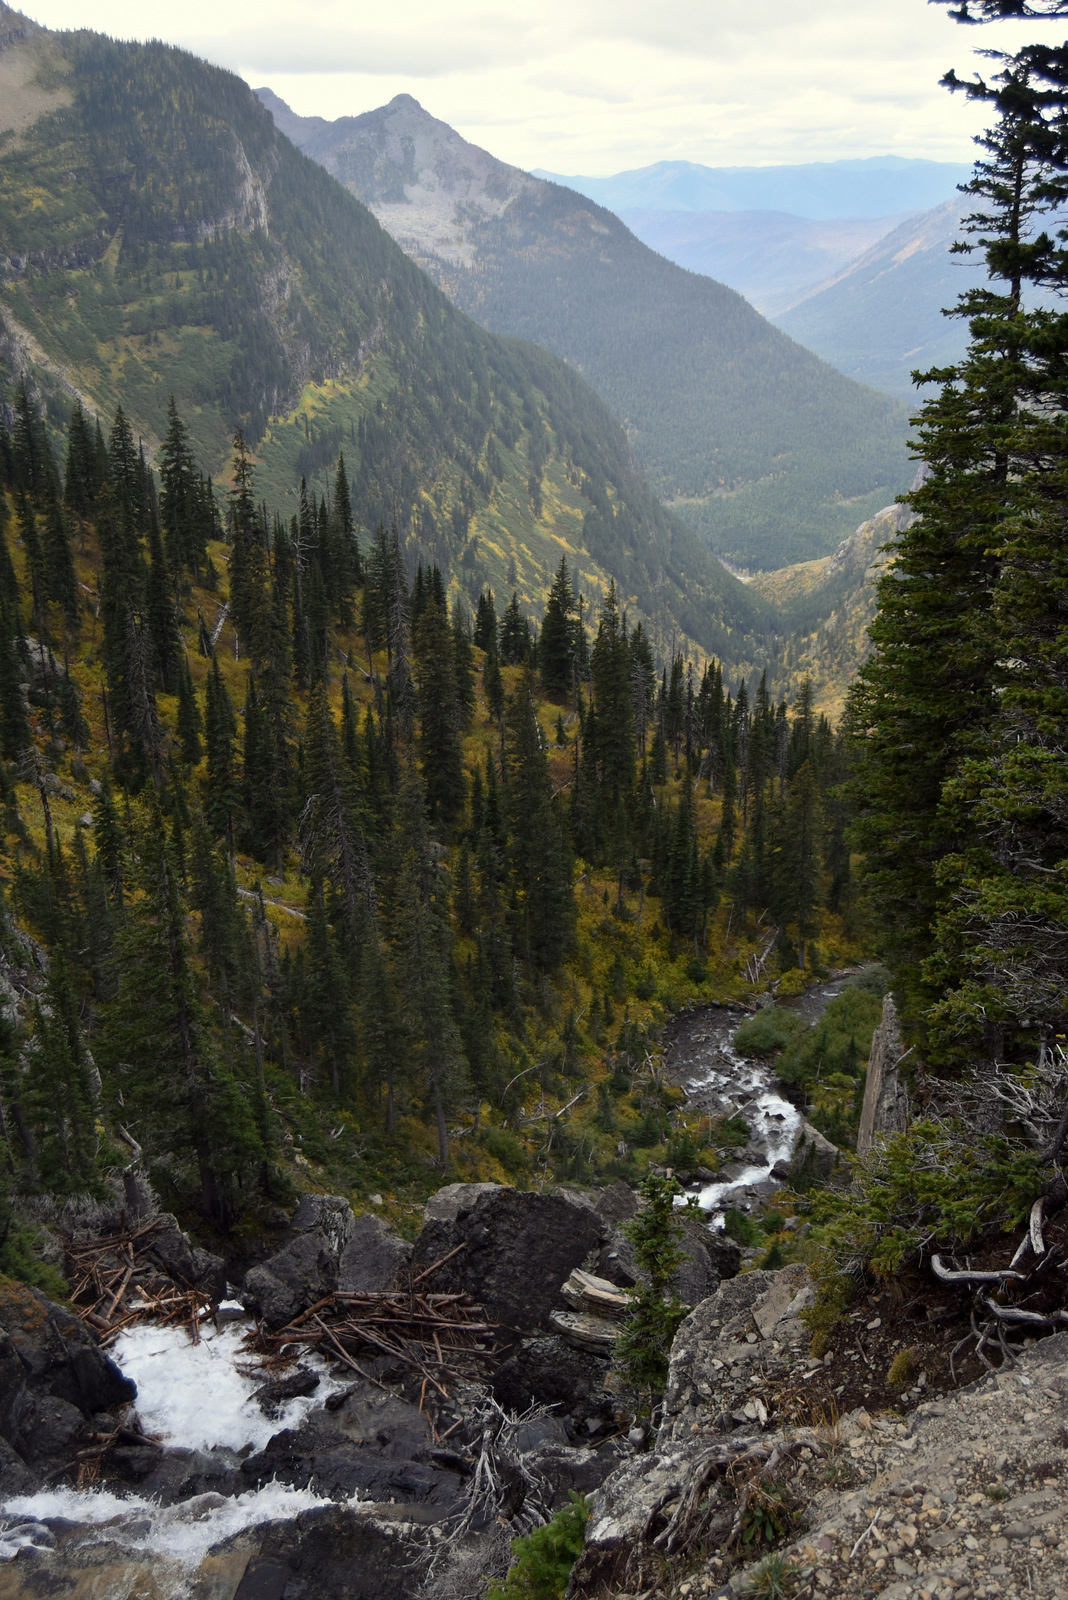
[702,1330,1068,1600]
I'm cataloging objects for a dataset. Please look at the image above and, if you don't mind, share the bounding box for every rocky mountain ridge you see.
[257,88,913,572]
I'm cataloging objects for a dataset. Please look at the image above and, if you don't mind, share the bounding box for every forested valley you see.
[0,385,859,1256]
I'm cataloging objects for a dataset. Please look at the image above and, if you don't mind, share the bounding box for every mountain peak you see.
[257,86,535,260]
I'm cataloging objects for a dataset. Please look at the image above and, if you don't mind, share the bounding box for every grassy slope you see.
[749,502,910,720]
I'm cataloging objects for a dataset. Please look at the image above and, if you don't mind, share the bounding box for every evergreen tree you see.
[100,809,264,1226]
[203,655,239,847]
[499,591,530,665]
[63,403,98,528]
[11,381,54,507]
[228,432,268,655]
[391,772,468,1163]
[504,668,575,971]
[540,557,576,702]
[847,44,1068,1029]
[176,653,202,765]
[589,582,635,811]
[413,593,466,831]
[158,396,209,578]
[40,483,78,628]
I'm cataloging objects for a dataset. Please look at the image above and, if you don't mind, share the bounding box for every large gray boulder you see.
[0,1279,135,1477]
[242,1193,358,1328]
[409,1183,604,1334]
[338,1212,411,1293]
[773,1119,839,1184]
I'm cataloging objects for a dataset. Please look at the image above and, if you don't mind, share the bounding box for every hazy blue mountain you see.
[531,156,971,221]
[773,202,974,399]
[616,208,913,316]
[257,89,912,572]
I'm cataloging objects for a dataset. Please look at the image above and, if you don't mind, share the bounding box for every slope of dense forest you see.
[775,200,972,397]
[0,379,860,1255]
[258,90,913,572]
[0,7,771,675]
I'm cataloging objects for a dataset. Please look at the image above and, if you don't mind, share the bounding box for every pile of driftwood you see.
[67,1220,213,1346]
[245,1247,507,1406]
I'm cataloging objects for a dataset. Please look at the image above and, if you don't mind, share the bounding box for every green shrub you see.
[845,964,892,997]
[717,1115,751,1149]
[723,1207,761,1247]
[776,988,883,1089]
[805,1120,1043,1284]
[480,1125,529,1176]
[733,1008,808,1059]
[488,1494,590,1600]
[666,1130,699,1169]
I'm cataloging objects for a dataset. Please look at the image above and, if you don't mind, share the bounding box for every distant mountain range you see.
[538,156,977,403]
[615,209,914,317]
[773,202,973,399]
[531,156,972,221]
[258,90,912,572]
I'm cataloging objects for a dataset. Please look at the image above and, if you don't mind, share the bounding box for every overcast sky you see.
[23,0,1068,173]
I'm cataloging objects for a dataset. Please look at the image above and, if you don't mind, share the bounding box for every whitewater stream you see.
[0,1306,355,1576]
[664,975,855,1215]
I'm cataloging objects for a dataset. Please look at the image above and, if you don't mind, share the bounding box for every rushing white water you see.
[667,983,853,1216]
[0,1482,346,1565]
[0,1311,354,1567]
[110,1313,344,1454]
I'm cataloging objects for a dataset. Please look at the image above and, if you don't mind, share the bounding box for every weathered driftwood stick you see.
[930,1254,1026,1285]
[310,1314,393,1394]
[1030,1196,1046,1258]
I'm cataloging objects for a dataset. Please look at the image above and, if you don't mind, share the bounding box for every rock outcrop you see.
[408,1183,604,1334]
[0,1278,135,1488]
[857,991,910,1155]
[338,1211,412,1293]
[717,1329,1068,1600]
[242,1194,359,1327]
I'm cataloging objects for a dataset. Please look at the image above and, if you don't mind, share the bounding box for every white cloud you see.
[21,0,1068,172]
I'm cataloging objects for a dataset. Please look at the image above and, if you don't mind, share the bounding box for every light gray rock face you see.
[595,1179,638,1225]
[660,1264,813,1445]
[242,1193,358,1328]
[337,1212,411,1293]
[857,991,910,1155]
[724,1330,1068,1600]
[787,1119,840,1182]
[422,1181,502,1224]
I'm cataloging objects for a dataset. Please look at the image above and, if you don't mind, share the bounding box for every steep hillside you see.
[0,8,773,668]
[531,155,971,220]
[774,202,972,398]
[257,90,913,572]
[614,208,910,316]
[750,500,913,718]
